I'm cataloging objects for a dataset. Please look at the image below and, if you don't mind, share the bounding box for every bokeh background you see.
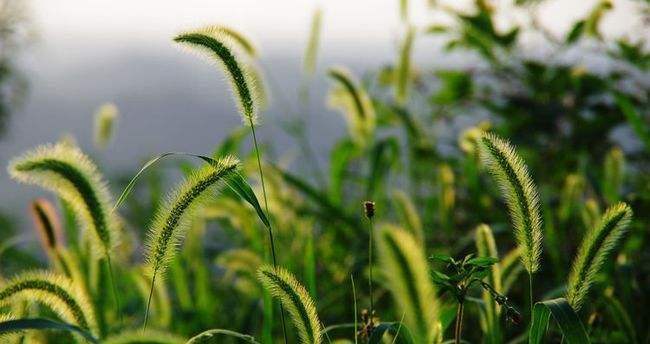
[1,0,646,230]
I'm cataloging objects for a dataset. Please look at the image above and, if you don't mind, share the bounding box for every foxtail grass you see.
[566,202,632,310]
[93,102,118,149]
[176,26,288,341]
[9,143,122,319]
[377,225,439,343]
[143,158,239,329]
[174,30,259,126]
[257,266,322,344]
[327,67,376,146]
[0,271,97,335]
[9,143,119,256]
[395,26,414,106]
[475,224,502,344]
[479,133,542,316]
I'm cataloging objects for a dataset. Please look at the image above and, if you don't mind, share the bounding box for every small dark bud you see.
[506,307,522,325]
[364,201,375,219]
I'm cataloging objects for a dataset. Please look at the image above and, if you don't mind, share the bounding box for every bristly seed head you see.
[364,201,376,220]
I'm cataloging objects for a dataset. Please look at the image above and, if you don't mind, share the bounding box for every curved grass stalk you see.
[187,329,260,344]
[174,30,259,126]
[257,266,322,344]
[327,67,376,146]
[475,224,502,344]
[377,226,439,343]
[395,26,414,106]
[0,313,20,341]
[0,271,97,335]
[104,329,185,344]
[566,202,632,311]
[93,102,119,149]
[479,133,542,274]
[176,27,288,341]
[143,157,239,328]
[132,269,171,328]
[9,143,118,256]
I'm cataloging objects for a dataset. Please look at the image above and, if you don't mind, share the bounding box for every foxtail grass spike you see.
[327,67,376,145]
[479,133,542,274]
[377,225,439,343]
[30,198,64,254]
[93,102,119,149]
[392,190,424,245]
[395,27,414,106]
[9,143,118,257]
[144,157,239,279]
[257,266,322,344]
[0,271,97,334]
[567,202,632,310]
[174,29,259,126]
[303,8,322,77]
[196,25,257,57]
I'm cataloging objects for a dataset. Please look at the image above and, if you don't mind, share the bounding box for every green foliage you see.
[529,298,590,344]
[327,67,376,146]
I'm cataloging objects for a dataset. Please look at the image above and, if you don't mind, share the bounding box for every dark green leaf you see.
[529,298,590,344]
[0,318,99,344]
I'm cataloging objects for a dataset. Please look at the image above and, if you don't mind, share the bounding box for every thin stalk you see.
[106,255,122,324]
[368,217,374,315]
[351,274,358,344]
[143,272,156,331]
[249,120,289,344]
[528,272,534,319]
[454,300,465,344]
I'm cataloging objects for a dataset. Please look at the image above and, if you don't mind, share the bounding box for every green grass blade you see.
[529,298,590,344]
[615,94,650,151]
[0,318,99,344]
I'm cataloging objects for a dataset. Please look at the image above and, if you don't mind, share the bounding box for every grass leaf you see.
[529,298,590,344]
[0,318,99,344]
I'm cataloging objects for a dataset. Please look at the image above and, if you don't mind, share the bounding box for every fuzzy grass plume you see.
[303,8,322,77]
[9,143,118,256]
[93,102,119,149]
[174,29,259,126]
[144,157,239,279]
[257,266,322,344]
[567,202,632,310]
[395,27,414,106]
[143,157,239,328]
[30,198,64,254]
[0,271,97,334]
[478,133,542,274]
[327,67,376,146]
[377,225,439,343]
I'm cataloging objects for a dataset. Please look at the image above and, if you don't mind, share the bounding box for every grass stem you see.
[106,255,122,324]
[143,272,156,332]
[249,120,289,344]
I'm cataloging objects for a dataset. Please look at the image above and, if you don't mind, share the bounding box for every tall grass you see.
[478,133,542,316]
[143,158,239,328]
[257,266,322,344]
[0,271,97,334]
[567,203,632,310]
[377,225,440,343]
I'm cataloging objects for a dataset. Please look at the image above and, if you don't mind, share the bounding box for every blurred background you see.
[1,0,647,229]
